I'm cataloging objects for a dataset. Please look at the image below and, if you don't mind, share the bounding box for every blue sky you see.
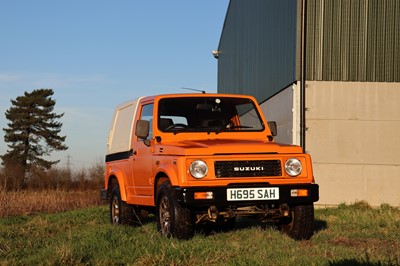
[0,1,229,169]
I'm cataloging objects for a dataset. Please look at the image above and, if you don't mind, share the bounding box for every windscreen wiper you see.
[215,125,253,134]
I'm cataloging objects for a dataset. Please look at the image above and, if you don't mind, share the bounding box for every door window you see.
[139,104,154,139]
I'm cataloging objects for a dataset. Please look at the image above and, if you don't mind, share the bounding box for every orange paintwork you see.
[104,93,315,206]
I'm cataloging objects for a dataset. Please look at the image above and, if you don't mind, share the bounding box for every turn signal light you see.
[291,189,308,197]
[194,192,213,200]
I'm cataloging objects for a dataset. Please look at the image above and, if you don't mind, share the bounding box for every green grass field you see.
[1,203,399,265]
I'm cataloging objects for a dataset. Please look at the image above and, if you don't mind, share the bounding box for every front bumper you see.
[174,183,319,208]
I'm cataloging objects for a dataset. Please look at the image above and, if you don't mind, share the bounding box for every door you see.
[131,103,154,204]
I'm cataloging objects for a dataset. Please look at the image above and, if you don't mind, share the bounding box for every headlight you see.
[189,160,208,179]
[285,158,302,177]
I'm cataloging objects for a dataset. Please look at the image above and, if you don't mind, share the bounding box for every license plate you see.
[227,187,279,201]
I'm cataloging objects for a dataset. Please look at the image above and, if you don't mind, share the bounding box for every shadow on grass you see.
[131,211,329,238]
[314,219,328,233]
[130,211,157,227]
[328,259,387,266]
[195,216,329,237]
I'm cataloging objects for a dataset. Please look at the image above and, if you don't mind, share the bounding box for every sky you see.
[0,1,229,170]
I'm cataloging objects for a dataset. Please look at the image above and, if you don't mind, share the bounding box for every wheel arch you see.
[106,171,127,201]
[154,172,169,204]
[153,162,183,204]
[156,163,180,185]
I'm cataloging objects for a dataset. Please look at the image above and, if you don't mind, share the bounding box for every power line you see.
[65,154,73,174]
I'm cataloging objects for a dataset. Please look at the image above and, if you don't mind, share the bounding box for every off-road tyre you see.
[279,204,314,240]
[156,181,194,239]
[110,184,135,225]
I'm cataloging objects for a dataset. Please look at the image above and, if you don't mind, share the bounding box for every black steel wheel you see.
[279,204,314,240]
[156,181,194,239]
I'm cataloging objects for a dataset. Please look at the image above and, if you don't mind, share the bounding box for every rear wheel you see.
[156,181,194,239]
[279,204,314,240]
[110,184,135,225]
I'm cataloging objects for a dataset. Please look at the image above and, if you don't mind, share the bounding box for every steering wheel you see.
[165,123,188,130]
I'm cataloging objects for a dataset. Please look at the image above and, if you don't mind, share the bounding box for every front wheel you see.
[279,204,314,240]
[156,181,194,239]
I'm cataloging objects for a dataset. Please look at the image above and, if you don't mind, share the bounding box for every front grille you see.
[215,160,282,178]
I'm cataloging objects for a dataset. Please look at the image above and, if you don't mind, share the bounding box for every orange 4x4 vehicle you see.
[101,93,319,240]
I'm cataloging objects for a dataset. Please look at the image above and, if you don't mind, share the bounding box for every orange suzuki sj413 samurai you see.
[101,93,319,240]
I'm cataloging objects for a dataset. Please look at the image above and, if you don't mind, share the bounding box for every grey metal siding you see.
[217,0,299,102]
[306,0,400,82]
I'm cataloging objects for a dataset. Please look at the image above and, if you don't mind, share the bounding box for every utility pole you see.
[65,154,73,177]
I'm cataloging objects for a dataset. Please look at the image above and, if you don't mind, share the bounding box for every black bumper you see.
[100,189,108,200]
[174,183,319,208]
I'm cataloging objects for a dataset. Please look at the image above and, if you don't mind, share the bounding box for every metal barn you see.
[215,0,400,206]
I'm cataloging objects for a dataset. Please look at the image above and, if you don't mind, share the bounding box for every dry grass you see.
[0,188,103,217]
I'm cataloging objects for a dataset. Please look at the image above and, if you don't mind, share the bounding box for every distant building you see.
[215,0,400,206]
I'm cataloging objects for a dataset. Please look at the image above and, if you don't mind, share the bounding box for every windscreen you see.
[157,97,264,133]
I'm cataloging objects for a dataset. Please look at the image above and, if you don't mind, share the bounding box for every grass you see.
[0,189,102,217]
[1,202,400,265]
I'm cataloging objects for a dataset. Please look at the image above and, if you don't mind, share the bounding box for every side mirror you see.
[267,121,277,137]
[135,120,149,139]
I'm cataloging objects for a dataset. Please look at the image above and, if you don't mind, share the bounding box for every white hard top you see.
[106,97,144,154]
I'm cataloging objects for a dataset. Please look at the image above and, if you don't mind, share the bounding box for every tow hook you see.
[281,204,290,217]
[208,205,218,221]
